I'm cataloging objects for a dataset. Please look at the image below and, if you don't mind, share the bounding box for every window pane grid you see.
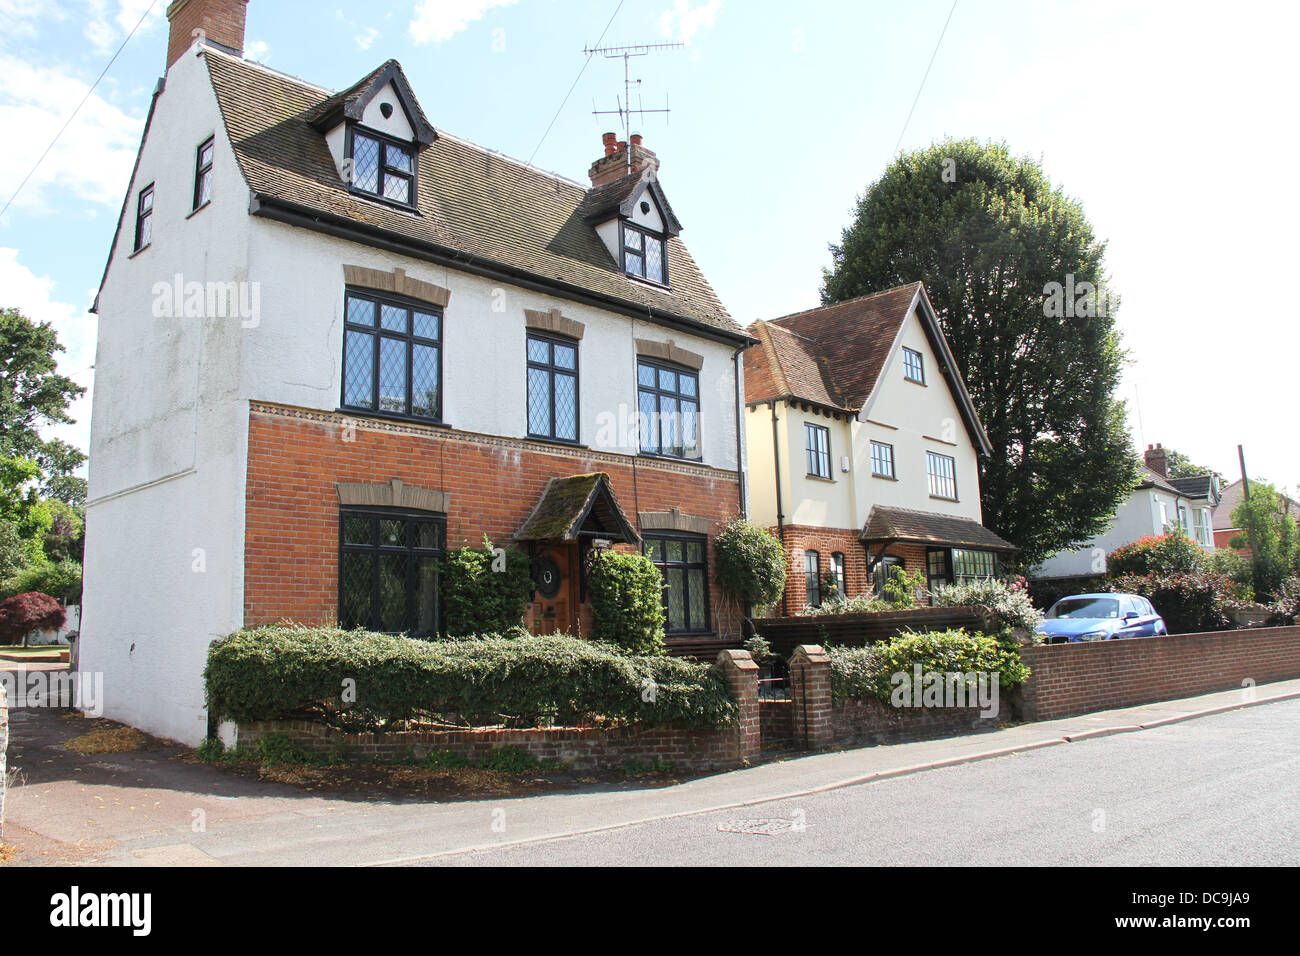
[350,131,415,207]
[927,452,957,500]
[135,185,154,251]
[343,291,441,420]
[622,223,667,284]
[870,440,894,478]
[903,347,925,384]
[805,550,822,608]
[644,534,710,634]
[805,423,831,478]
[638,359,700,460]
[339,510,445,637]
[527,332,579,441]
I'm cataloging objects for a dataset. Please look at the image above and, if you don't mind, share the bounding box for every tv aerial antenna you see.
[585,41,684,173]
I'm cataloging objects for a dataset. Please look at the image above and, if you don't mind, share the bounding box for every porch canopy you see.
[514,472,640,544]
[859,504,1016,566]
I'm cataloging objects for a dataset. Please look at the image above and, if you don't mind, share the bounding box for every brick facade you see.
[166,0,248,69]
[772,523,928,613]
[243,403,744,640]
[1016,625,1300,721]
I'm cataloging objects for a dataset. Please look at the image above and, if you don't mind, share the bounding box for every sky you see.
[1,0,1297,497]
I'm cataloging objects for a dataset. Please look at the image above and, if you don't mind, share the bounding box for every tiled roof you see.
[860,505,1017,552]
[1166,475,1218,502]
[202,51,741,338]
[578,169,683,236]
[514,473,639,544]
[746,284,923,410]
[744,320,845,410]
[1137,466,1186,497]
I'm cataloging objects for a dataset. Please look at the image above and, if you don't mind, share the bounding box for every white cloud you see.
[355,26,380,51]
[659,0,722,44]
[245,39,270,62]
[0,53,144,215]
[409,0,518,45]
[83,0,164,55]
[0,248,96,457]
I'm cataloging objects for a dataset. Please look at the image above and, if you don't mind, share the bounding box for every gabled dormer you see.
[581,134,683,287]
[308,60,437,210]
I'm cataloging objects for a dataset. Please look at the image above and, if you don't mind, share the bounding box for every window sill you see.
[871,473,898,482]
[805,473,836,483]
[929,494,960,503]
[639,451,704,465]
[128,243,151,259]
[623,273,672,292]
[904,377,927,386]
[528,435,588,450]
[186,201,211,220]
[347,188,420,215]
[337,407,450,429]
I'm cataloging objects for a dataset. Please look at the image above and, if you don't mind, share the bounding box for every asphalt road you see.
[424,698,1300,866]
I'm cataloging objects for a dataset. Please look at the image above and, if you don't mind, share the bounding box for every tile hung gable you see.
[200,49,743,341]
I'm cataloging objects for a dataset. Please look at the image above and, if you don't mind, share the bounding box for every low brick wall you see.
[831,697,1011,748]
[1017,625,1300,721]
[234,648,762,773]
[236,719,746,772]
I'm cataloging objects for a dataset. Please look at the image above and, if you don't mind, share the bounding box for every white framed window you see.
[927,451,957,500]
[870,440,895,478]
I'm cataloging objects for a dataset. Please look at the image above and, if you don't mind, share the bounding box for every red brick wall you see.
[1017,625,1300,721]
[772,524,927,613]
[167,0,248,68]
[243,403,743,638]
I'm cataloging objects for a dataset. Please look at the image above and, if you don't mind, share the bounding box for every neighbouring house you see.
[1034,443,1219,583]
[742,282,1016,613]
[1212,478,1300,553]
[80,0,753,745]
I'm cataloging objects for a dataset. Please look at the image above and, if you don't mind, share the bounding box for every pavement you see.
[3,661,1299,866]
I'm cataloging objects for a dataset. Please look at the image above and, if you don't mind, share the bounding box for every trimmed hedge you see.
[204,625,735,732]
[587,550,666,654]
[828,629,1030,704]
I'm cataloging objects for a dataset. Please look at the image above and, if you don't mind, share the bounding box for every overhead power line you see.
[893,0,959,157]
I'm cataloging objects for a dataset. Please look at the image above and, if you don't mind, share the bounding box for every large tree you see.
[822,138,1138,566]
[0,307,87,505]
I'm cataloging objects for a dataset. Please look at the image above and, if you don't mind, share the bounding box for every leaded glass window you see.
[526,332,579,442]
[350,129,415,207]
[342,290,441,420]
[623,222,668,284]
[644,534,710,634]
[339,509,445,637]
[637,358,700,459]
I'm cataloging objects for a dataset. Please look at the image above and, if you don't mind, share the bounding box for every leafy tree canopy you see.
[822,138,1138,565]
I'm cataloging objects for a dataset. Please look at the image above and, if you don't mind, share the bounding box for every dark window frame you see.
[643,531,712,636]
[870,440,895,478]
[341,288,444,423]
[620,220,669,286]
[830,551,847,601]
[637,357,701,460]
[926,547,997,595]
[804,549,822,608]
[873,554,905,596]
[133,183,154,252]
[526,330,580,443]
[805,422,832,479]
[193,136,214,211]
[345,123,418,210]
[902,347,926,384]
[338,506,446,637]
[927,450,958,501]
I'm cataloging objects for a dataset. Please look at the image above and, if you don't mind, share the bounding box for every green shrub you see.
[195,738,226,762]
[587,549,665,654]
[440,537,534,637]
[1208,550,1255,602]
[1107,571,1233,634]
[878,566,927,608]
[204,625,735,732]
[828,628,1029,704]
[803,593,892,616]
[1265,576,1300,626]
[480,745,539,773]
[419,749,472,769]
[258,733,313,768]
[713,519,786,610]
[1107,530,1206,578]
[931,577,1044,634]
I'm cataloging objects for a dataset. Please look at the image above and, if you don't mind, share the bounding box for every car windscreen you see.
[1050,598,1119,619]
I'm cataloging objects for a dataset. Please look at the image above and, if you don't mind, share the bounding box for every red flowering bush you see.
[0,592,66,646]
[1107,531,1206,579]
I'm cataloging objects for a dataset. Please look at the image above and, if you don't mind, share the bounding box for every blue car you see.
[1038,593,1168,644]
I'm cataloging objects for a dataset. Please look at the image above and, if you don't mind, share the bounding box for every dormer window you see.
[349,128,416,207]
[622,222,666,284]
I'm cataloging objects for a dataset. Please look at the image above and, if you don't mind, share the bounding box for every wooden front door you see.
[532,542,579,635]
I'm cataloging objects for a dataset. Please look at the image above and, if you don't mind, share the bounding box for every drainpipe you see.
[771,400,788,617]
[733,346,747,519]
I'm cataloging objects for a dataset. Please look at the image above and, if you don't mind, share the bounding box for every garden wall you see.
[1016,625,1300,721]
[234,649,761,773]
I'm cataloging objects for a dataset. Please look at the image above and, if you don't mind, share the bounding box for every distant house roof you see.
[1213,478,1300,530]
[859,506,1017,553]
[514,473,639,544]
[107,49,745,342]
[743,283,992,456]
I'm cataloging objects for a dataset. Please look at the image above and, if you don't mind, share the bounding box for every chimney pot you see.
[166,0,249,71]
[630,133,643,146]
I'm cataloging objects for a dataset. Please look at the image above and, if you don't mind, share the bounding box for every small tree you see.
[586,550,665,654]
[0,591,65,647]
[713,520,785,612]
[439,538,533,637]
[1230,482,1300,602]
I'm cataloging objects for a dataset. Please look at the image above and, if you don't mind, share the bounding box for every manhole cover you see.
[717,818,797,836]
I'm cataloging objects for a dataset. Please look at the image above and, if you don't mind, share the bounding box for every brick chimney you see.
[1144,443,1168,477]
[588,132,659,188]
[166,0,248,71]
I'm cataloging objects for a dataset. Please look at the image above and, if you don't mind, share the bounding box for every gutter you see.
[249,193,758,350]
